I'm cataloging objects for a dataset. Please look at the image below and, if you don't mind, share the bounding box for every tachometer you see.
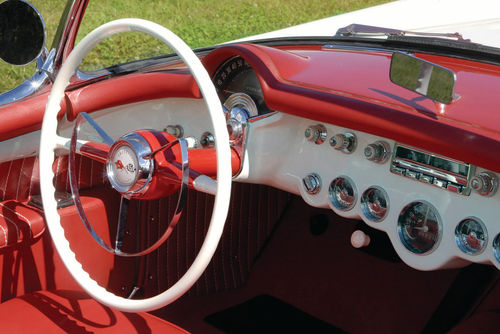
[213,56,273,116]
[398,201,442,255]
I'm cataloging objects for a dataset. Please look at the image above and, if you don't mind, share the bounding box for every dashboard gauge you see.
[213,56,273,116]
[361,187,389,222]
[494,234,500,263]
[398,201,442,255]
[455,218,487,255]
[329,176,357,211]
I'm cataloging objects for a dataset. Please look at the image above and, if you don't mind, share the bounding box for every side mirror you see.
[390,52,456,104]
[0,0,46,65]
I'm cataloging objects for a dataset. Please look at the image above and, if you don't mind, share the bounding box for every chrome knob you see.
[227,118,243,141]
[200,132,215,148]
[470,172,498,197]
[330,132,356,153]
[303,173,321,195]
[364,141,390,163]
[305,124,327,144]
[164,125,184,138]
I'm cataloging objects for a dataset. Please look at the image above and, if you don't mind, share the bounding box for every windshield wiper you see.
[336,24,469,42]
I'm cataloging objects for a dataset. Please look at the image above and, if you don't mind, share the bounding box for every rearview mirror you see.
[0,0,46,65]
[390,52,456,104]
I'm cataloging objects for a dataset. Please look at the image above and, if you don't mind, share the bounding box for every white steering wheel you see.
[39,19,232,312]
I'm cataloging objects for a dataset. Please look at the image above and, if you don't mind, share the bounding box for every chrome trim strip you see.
[322,44,392,54]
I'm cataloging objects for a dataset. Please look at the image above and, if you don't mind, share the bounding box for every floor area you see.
[153,196,461,333]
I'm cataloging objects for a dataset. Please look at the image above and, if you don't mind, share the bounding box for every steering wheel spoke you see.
[79,112,115,146]
[114,196,130,253]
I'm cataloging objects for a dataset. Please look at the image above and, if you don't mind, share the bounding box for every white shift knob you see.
[351,230,370,248]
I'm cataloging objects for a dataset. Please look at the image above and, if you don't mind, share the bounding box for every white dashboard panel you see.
[242,112,500,271]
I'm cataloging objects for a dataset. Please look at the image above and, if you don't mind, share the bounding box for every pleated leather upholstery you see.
[0,157,40,202]
[53,155,106,193]
[0,155,105,248]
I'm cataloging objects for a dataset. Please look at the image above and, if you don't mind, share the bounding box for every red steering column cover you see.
[133,130,240,200]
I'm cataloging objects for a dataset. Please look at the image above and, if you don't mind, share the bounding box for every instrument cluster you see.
[208,54,500,271]
[289,119,500,270]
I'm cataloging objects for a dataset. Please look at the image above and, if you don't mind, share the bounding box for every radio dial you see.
[305,124,327,144]
[330,132,356,153]
[471,172,498,197]
[364,141,390,163]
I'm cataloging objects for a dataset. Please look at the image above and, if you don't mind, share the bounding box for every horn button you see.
[106,132,154,197]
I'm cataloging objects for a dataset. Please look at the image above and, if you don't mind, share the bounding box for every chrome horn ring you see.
[69,112,189,257]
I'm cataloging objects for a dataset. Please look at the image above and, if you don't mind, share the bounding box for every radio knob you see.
[305,124,327,144]
[471,172,498,197]
[303,173,321,195]
[330,132,356,153]
[364,141,390,163]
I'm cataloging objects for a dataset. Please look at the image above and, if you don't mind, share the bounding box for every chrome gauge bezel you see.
[361,186,389,222]
[329,176,357,211]
[493,234,500,264]
[397,201,443,255]
[455,217,488,255]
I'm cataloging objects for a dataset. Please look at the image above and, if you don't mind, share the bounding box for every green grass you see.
[0,0,392,92]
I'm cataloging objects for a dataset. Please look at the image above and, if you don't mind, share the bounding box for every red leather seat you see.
[0,290,189,333]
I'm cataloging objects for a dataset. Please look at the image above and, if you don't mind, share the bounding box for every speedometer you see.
[398,201,442,255]
[213,56,273,116]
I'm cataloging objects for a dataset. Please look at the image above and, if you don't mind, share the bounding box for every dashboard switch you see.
[303,173,321,195]
[405,169,420,180]
[470,172,498,197]
[305,124,327,144]
[433,178,448,188]
[329,132,357,153]
[364,141,390,163]
[419,174,434,184]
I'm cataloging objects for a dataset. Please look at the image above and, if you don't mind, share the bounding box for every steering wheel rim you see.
[39,19,232,312]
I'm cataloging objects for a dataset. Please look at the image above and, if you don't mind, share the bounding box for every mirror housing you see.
[0,0,46,65]
[390,52,456,104]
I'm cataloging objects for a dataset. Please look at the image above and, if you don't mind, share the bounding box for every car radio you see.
[390,144,473,195]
